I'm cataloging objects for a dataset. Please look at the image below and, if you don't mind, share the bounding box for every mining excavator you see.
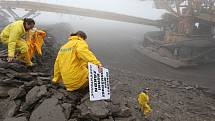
[139,0,215,68]
[1,0,215,68]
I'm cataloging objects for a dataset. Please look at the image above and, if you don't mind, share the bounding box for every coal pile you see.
[0,61,137,121]
[1,49,215,121]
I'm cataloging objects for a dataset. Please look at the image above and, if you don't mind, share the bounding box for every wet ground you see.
[77,21,215,91]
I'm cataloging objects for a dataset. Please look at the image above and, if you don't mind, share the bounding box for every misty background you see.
[3,0,215,91]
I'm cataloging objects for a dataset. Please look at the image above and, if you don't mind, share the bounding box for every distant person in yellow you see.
[26,28,46,64]
[137,88,152,117]
[0,18,35,66]
[52,31,103,92]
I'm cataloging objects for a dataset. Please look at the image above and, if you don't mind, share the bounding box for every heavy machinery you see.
[139,0,215,68]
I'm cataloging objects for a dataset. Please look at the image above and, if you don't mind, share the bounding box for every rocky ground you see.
[109,66,215,121]
[0,60,214,121]
[0,23,214,121]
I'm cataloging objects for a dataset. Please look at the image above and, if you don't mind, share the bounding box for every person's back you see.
[0,20,25,41]
[57,36,87,90]
[52,31,102,92]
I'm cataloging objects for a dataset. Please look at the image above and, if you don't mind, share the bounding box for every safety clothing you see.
[0,20,27,57]
[52,36,101,91]
[137,92,152,117]
[27,29,46,60]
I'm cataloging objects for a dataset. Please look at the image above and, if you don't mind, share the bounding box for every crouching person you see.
[0,18,35,66]
[52,31,102,92]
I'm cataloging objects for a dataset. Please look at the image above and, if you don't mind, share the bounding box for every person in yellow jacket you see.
[52,31,103,92]
[137,88,152,117]
[26,28,46,63]
[0,18,35,66]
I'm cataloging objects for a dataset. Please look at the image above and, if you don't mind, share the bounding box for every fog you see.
[1,2,215,120]
[16,0,166,20]
[2,0,215,91]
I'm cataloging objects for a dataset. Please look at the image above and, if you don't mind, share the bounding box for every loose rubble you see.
[0,61,214,121]
[0,24,214,121]
[0,60,137,121]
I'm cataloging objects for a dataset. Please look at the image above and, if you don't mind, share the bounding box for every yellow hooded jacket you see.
[52,36,101,91]
[0,20,26,57]
[138,92,152,117]
[27,30,46,60]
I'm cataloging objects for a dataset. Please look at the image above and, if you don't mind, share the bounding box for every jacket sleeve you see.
[52,55,62,83]
[8,26,20,57]
[76,41,101,65]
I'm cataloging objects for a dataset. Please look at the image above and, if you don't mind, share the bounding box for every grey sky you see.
[17,0,166,19]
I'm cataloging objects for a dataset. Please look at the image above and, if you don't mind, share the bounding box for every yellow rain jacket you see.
[0,20,27,57]
[27,30,46,60]
[138,92,152,117]
[52,36,101,91]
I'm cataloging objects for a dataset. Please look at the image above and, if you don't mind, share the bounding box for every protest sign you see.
[88,63,110,101]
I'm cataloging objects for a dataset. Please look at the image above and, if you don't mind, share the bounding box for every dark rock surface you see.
[30,98,66,121]
[3,117,27,121]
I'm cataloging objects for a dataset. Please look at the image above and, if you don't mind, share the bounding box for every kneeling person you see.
[52,31,102,92]
[0,18,35,66]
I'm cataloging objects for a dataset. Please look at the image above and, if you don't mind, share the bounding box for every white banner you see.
[88,62,110,101]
